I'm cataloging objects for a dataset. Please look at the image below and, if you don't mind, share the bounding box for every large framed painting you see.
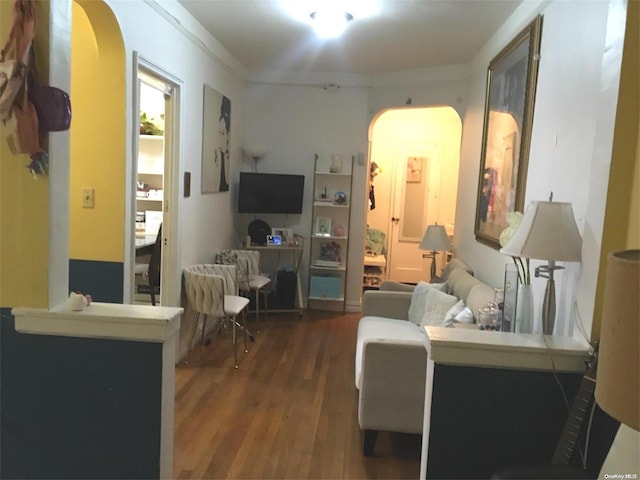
[201,84,231,193]
[474,15,543,249]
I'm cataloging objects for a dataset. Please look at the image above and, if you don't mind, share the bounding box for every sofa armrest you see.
[358,339,427,434]
[362,290,412,320]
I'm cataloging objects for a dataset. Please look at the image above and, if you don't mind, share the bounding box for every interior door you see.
[131,56,180,306]
[387,146,441,283]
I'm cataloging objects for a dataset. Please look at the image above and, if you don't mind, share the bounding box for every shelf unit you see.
[136,135,164,237]
[308,154,353,312]
[363,254,386,290]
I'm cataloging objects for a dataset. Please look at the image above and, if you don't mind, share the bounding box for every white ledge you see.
[12,302,183,343]
[424,326,591,373]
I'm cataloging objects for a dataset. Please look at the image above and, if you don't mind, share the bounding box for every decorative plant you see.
[139,112,164,135]
[499,211,530,285]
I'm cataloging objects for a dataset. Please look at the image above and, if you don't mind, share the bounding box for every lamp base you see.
[536,262,563,335]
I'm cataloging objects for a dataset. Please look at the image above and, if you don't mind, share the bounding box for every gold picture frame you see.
[474,15,543,249]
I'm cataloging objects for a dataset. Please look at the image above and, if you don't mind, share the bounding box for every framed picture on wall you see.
[474,15,543,249]
[406,156,423,183]
[201,84,231,194]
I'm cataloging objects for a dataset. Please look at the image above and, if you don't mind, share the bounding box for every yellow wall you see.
[69,1,125,262]
[592,0,640,339]
[0,1,50,308]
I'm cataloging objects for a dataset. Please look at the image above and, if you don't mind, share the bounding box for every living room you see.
[0,0,637,478]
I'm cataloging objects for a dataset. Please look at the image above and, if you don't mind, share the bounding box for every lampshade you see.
[500,201,582,261]
[419,225,452,252]
[594,249,639,431]
[243,146,267,160]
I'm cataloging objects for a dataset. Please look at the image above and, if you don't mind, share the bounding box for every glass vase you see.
[515,283,534,334]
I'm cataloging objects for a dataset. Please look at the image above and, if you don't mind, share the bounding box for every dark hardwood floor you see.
[174,310,421,479]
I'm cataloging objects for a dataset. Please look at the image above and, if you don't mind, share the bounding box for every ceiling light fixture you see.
[310,9,353,38]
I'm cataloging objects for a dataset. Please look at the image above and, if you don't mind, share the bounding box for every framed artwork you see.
[406,156,423,183]
[315,216,332,236]
[474,15,543,249]
[272,227,293,245]
[201,84,231,194]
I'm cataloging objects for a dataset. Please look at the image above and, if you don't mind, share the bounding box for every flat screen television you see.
[238,172,305,214]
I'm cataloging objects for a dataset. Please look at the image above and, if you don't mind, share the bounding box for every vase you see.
[515,283,534,334]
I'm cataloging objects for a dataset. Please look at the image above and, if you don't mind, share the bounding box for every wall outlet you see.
[82,188,95,208]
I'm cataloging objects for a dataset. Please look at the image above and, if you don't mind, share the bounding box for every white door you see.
[387,146,441,283]
[130,56,180,306]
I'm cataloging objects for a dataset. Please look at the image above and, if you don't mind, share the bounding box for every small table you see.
[249,238,304,314]
[420,327,591,479]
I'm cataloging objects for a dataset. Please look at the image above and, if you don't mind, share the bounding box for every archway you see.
[364,106,462,287]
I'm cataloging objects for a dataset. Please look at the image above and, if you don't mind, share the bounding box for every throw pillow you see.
[442,299,466,327]
[420,288,459,327]
[407,281,448,325]
[454,306,475,324]
[214,250,237,265]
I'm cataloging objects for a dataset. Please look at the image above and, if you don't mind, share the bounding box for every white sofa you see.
[354,262,495,456]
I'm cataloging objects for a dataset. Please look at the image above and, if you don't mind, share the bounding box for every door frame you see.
[128,53,182,306]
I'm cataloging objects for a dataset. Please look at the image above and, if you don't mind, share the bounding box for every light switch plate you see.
[82,188,94,208]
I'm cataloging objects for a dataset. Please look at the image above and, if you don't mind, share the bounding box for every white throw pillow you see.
[442,299,466,327]
[454,306,475,324]
[420,288,459,327]
[407,281,448,325]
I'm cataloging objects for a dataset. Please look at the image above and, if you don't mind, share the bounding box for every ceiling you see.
[177,0,522,77]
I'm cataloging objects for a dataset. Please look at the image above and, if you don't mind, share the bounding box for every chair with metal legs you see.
[183,264,250,368]
[231,249,271,330]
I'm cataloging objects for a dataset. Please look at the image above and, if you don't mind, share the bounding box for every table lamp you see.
[500,197,582,334]
[419,224,453,280]
[594,249,639,432]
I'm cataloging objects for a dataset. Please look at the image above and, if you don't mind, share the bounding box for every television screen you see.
[238,172,305,214]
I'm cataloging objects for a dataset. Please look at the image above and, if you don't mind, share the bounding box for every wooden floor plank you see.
[173,310,421,479]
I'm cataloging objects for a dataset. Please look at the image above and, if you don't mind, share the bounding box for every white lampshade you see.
[419,225,452,252]
[594,249,639,431]
[500,201,582,261]
[243,146,268,160]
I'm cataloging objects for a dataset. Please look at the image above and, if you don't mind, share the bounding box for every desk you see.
[135,234,157,256]
[249,239,304,314]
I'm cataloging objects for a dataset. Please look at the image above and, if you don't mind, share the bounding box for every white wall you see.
[105,0,625,337]
[242,84,368,310]
[243,65,471,309]
[455,0,626,337]
[242,0,627,323]
[104,0,248,307]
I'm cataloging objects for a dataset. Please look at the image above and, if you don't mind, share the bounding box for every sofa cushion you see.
[447,268,483,302]
[438,258,474,282]
[407,281,448,325]
[355,316,424,389]
[420,288,459,327]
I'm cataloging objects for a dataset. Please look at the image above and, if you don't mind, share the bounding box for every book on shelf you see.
[313,259,341,268]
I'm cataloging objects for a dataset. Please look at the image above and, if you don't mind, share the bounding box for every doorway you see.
[131,60,180,306]
[365,106,462,285]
